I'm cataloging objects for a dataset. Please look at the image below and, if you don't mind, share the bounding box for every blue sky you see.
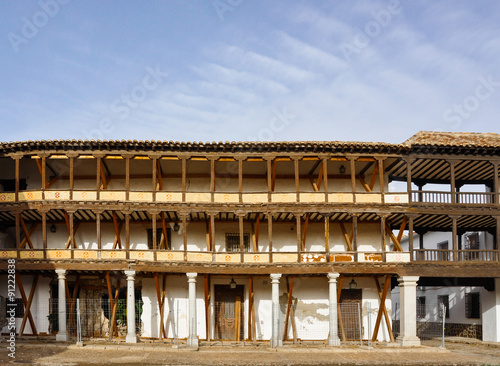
[1,0,499,144]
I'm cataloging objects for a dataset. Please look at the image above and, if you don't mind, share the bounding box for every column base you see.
[126,334,138,343]
[397,336,421,347]
[56,332,69,342]
[187,336,199,347]
[328,337,340,346]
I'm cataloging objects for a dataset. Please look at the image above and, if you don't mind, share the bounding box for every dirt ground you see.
[1,338,499,366]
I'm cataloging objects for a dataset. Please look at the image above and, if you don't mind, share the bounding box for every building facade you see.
[1,131,500,346]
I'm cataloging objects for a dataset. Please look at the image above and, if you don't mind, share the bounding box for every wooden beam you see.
[302,214,309,251]
[254,214,260,252]
[325,216,330,252]
[105,272,118,337]
[317,161,324,191]
[15,274,38,336]
[65,222,79,250]
[160,212,168,250]
[100,160,108,190]
[204,274,211,341]
[112,211,122,249]
[154,273,167,339]
[372,275,393,342]
[369,163,379,191]
[271,160,277,192]
[337,275,346,342]
[67,275,81,335]
[358,175,372,192]
[385,222,403,252]
[156,159,163,190]
[19,217,34,249]
[339,222,353,251]
[396,216,408,245]
[372,276,394,342]
[19,274,39,336]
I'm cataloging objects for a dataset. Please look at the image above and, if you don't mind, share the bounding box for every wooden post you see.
[325,215,330,253]
[268,213,273,263]
[15,212,21,250]
[204,275,211,341]
[372,275,394,342]
[494,162,499,205]
[408,215,414,260]
[322,158,328,195]
[406,158,412,203]
[239,214,245,262]
[352,215,358,261]
[210,213,215,252]
[294,158,300,202]
[238,158,243,203]
[42,211,47,255]
[181,157,187,202]
[69,211,75,250]
[266,158,273,201]
[450,160,456,204]
[182,214,188,261]
[451,216,458,260]
[125,156,130,201]
[152,157,157,201]
[152,212,157,251]
[69,156,74,200]
[350,158,356,202]
[96,210,101,250]
[15,274,38,336]
[296,214,302,262]
[248,276,254,341]
[19,274,39,336]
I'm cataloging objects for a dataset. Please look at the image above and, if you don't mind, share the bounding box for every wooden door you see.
[214,285,244,341]
[339,289,362,341]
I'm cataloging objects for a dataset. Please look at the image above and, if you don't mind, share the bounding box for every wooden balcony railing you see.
[411,191,496,205]
[413,249,500,262]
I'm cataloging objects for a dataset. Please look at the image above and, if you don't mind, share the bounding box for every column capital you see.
[55,269,67,279]
[327,272,340,282]
[397,276,419,286]
[124,270,136,280]
[270,273,282,283]
[187,272,198,280]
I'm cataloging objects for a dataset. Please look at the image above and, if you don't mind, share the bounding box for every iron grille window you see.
[465,292,480,319]
[225,233,250,252]
[416,296,426,318]
[438,295,449,318]
[465,233,480,250]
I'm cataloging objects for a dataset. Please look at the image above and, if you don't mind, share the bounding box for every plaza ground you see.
[1,338,499,366]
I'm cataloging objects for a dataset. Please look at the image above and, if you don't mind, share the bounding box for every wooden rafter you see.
[372,275,394,342]
[15,274,38,336]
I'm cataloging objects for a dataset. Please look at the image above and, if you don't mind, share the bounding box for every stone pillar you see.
[55,269,69,341]
[327,272,340,346]
[482,278,500,342]
[397,276,420,346]
[187,272,198,347]
[125,270,137,343]
[270,273,282,348]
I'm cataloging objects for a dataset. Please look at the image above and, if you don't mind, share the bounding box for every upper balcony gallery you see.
[0,131,499,207]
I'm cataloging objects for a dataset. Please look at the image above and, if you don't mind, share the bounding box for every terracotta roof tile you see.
[404,131,500,147]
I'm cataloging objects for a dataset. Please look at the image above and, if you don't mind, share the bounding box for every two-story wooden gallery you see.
[1,131,500,347]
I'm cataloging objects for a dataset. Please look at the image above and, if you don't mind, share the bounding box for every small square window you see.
[225,233,250,252]
[465,292,480,319]
[416,296,426,318]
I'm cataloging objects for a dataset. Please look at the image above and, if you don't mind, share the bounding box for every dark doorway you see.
[214,284,244,341]
[339,289,362,341]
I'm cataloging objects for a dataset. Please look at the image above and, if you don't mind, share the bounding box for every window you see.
[225,233,250,252]
[5,298,24,318]
[438,295,449,318]
[465,292,480,319]
[416,296,426,318]
[465,233,480,260]
[146,228,171,250]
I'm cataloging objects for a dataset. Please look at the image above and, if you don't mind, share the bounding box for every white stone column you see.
[55,269,69,341]
[327,272,340,346]
[397,276,420,346]
[483,278,500,342]
[125,270,137,343]
[270,273,282,348]
[187,272,199,347]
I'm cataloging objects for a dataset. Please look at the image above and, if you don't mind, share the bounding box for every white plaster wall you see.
[0,274,51,335]
[482,278,500,342]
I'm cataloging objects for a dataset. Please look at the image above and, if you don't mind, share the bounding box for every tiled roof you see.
[404,131,500,147]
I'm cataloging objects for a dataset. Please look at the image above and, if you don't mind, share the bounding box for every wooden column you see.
[296,214,302,262]
[408,215,414,261]
[96,156,101,196]
[406,158,412,204]
[496,216,500,254]
[450,160,457,204]
[239,214,245,262]
[181,157,187,202]
[182,214,188,260]
[352,215,358,261]
[40,155,46,190]
[125,156,130,201]
[152,157,157,202]
[210,158,215,201]
[294,158,300,202]
[14,157,20,202]
[451,216,458,259]
[125,213,130,259]
[41,210,47,257]
[349,157,356,203]
[69,211,75,250]
[210,213,216,252]
[322,158,328,201]
[268,213,273,263]
[96,210,101,250]
[15,212,21,250]
[493,162,499,205]
[324,214,330,252]
[380,215,386,255]
[378,158,385,203]
[69,155,75,200]
[266,158,273,202]
[238,158,243,203]
[152,212,157,251]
